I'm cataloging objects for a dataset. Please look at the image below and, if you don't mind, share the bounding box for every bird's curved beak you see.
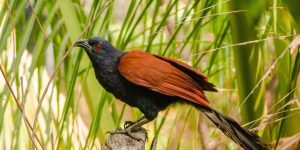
[74,39,92,51]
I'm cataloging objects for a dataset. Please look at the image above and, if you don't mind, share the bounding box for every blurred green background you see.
[0,0,299,149]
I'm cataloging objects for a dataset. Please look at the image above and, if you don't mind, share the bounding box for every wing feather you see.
[154,55,217,92]
[118,50,210,107]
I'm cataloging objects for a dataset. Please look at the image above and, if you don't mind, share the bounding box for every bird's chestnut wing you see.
[154,55,217,92]
[118,50,209,107]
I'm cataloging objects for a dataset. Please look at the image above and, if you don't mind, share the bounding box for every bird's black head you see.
[74,37,116,54]
[74,37,123,67]
[74,37,117,61]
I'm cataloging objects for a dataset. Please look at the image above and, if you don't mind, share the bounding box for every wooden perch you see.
[102,128,157,150]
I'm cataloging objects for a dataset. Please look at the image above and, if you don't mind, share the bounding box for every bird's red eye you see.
[94,44,102,52]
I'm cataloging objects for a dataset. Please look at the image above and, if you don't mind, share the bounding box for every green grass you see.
[0,0,299,149]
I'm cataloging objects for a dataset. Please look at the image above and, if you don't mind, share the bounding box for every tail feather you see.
[198,107,270,150]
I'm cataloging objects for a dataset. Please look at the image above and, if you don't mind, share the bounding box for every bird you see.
[74,37,269,150]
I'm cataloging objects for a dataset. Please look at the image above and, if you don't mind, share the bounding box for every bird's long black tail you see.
[197,106,270,150]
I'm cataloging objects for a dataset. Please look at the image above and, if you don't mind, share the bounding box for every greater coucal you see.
[74,37,269,149]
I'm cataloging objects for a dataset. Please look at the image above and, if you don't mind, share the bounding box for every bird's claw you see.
[124,121,134,129]
[105,127,122,135]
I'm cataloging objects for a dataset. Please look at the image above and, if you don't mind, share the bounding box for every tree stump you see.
[102,128,148,150]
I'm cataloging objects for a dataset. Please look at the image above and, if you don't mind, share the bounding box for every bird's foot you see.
[105,127,122,135]
[124,121,134,129]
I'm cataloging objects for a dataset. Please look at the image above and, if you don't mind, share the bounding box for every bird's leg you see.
[124,116,147,129]
[107,116,150,141]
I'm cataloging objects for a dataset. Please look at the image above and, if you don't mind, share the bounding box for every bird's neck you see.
[91,49,124,74]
